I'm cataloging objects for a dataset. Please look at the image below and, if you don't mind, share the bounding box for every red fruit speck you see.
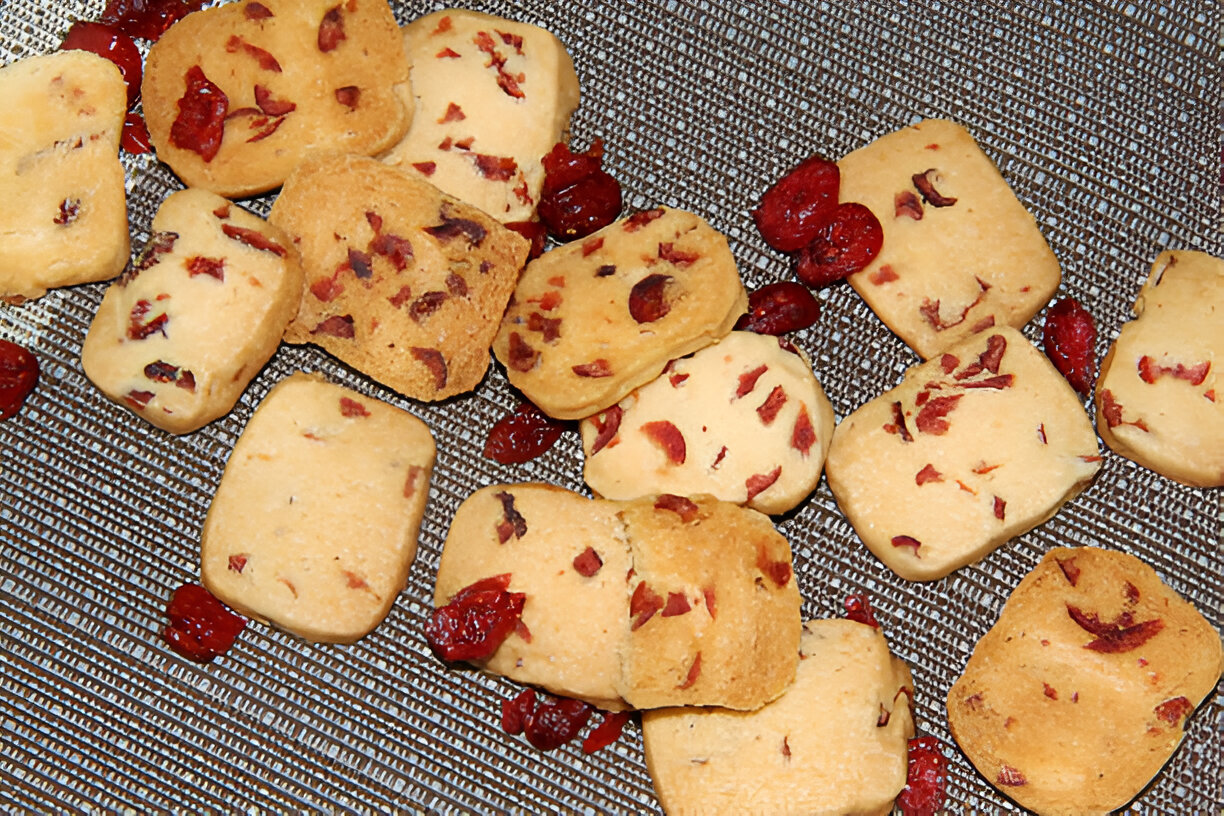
[896,736,947,816]
[121,112,153,154]
[734,281,821,335]
[61,21,143,108]
[425,574,525,663]
[501,688,536,735]
[522,694,593,752]
[100,0,208,42]
[794,202,884,289]
[538,140,623,240]
[843,593,880,629]
[752,155,840,252]
[170,65,229,162]
[582,710,632,754]
[0,339,40,421]
[1042,297,1097,396]
[162,583,247,663]
[482,402,568,465]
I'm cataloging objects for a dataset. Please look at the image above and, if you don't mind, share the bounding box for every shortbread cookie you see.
[1095,250,1224,487]
[202,373,435,643]
[581,331,835,515]
[826,326,1100,581]
[82,189,302,434]
[643,619,914,816]
[0,50,128,302]
[381,9,580,224]
[493,208,748,419]
[434,487,800,711]
[839,119,1061,359]
[142,0,412,197]
[271,153,529,401]
[947,547,1222,815]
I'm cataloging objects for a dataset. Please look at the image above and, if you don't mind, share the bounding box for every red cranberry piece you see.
[538,140,623,240]
[843,593,880,629]
[504,220,548,260]
[896,736,947,816]
[734,281,821,335]
[522,694,593,751]
[61,22,143,108]
[794,202,883,289]
[100,0,208,42]
[0,339,40,421]
[121,112,153,154]
[424,575,525,663]
[170,65,229,162]
[751,155,840,252]
[501,688,536,735]
[162,583,247,663]
[1042,297,1097,396]
[582,710,632,754]
[482,402,569,464]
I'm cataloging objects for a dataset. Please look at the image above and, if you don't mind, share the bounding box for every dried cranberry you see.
[425,574,525,663]
[0,340,39,421]
[843,593,880,629]
[523,694,593,751]
[1042,297,1097,396]
[162,583,247,663]
[794,202,883,288]
[896,736,947,816]
[538,140,622,240]
[121,112,152,154]
[582,710,632,754]
[502,688,536,735]
[61,22,143,108]
[628,274,673,323]
[734,281,821,335]
[482,402,568,464]
[100,0,207,41]
[170,65,228,162]
[751,155,840,252]
[504,220,548,260]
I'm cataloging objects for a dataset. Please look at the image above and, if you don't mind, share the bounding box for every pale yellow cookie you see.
[82,189,302,434]
[839,119,1061,359]
[143,0,412,197]
[826,326,1100,581]
[643,619,915,816]
[202,373,435,643]
[947,547,1223,816]
[1094,250,1224,487]
[581,331,835,515]
[0,50,128,302]
[493,207,747,419]
[382,9,580,224]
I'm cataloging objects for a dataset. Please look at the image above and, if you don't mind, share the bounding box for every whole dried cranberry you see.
[0,340,39,421]
[425,574,525,663]
[843,593,880,629]
[100,0,208,41]
[170,65,228,162]
[794,202,883,288]
[734,281,821,335]
[1042,297,1097,396]
[482,402,569,464]
[582,710,632,754]
[60,22,143,108]
[523,694,593,751]
[751,155,840,252]
[121,112,153,154]
[538,140,623,240]
[162,583,247,663]
[896,736,947,816]
[501,688,536,735]
[504,220,548,260]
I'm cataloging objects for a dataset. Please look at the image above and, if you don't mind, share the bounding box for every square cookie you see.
[839,119,1061,359]
[825,326,1101,581]
[1094,250,1224,487]
[201,373,435,643]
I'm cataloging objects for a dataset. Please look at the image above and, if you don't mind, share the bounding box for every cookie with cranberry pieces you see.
[581,331,835,515]
[381,9,580,224]
[825,326,1100,581]
[142,0,412,197]
[0,50,129,302]
[838,119,1061,359]
[271,152,529,401]
[493,207,748,419]
[643,618,914,816]
[82,188,302,434]
[1094,250,1224,487]
[201,373,435,643]
[947,547,1222,815]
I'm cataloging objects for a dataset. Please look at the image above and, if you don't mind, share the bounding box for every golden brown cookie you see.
[271,152,529,401]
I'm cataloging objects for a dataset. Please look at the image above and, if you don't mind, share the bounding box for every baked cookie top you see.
[493,207,747,419]
[839,119,1061,359]
[947,546,1223,815]
[0,50,129,301]
[142,0,412,197]
[382,9,580,224]
[1094,249,1224,487]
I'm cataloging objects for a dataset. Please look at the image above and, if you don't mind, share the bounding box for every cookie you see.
[271,152,529,401]
[839,119,1061,359]
[434,487,800,712]
[142,0,412,198]
[580,331,836,515]
[493,207,748,419]
[825,326,1101,581]
[201,373,435,644]
[381,9,580,224]
[642,618,914,816]
[81,188,302,434]
[0,50,129,302]
[1094,250,1224,487]
[947,547,1222,815]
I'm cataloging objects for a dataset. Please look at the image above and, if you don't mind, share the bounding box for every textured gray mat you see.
[1,1,1221,813]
